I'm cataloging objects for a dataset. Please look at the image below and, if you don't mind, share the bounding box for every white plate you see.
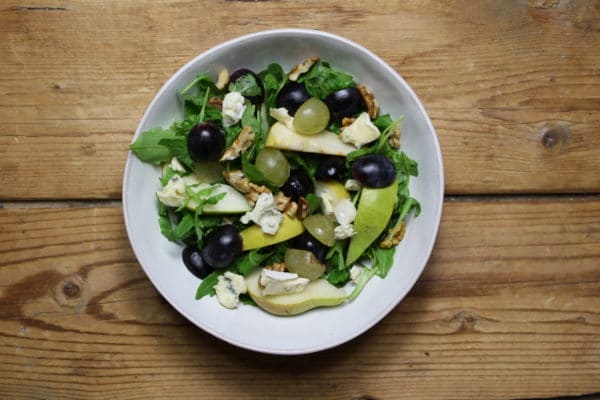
[123,29,444,355]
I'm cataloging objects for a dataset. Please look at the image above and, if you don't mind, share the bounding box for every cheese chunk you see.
[259,269,309,296]
[240,192,283,235]
[222,91,246,128]
[214,272,247,309]
[334,224,357,240]
[156,175,186,207]
[339,112,381,148]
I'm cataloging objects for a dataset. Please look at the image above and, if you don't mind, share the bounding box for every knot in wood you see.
[62,280,81,298]
[536,124,570,154]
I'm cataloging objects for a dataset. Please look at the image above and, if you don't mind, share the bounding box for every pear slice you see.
[187,184,251,214]
[265,122,356,156]
[314,180,351,205]
[245,269,347,316]
[240,214,304,251]
[346,180,398,266]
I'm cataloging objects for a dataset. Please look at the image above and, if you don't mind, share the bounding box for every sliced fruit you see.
[240,214,304,251]
[265,122,356,156]
[245,269,346,316]
[192,161,223,183]
[187,184,251,214]
[284,248,326,280]
[302,214,335,246]
[314,180,351,205]
[346,179,398,266]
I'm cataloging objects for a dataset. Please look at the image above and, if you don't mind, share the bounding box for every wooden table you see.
[1,1,599,399]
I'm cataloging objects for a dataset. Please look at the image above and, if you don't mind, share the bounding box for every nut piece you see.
[296,197,310,219]
[208,97,223,110]
[274,191,292,211]
[264,263,287,273]
[216,68,229,90]
[380,221,406,248]
[288,56,320,82]
[356,84,380,119]
[220,126,254,161]
[389,124,401,149]
[341,117,356,127]
[284,201,298,218]
[222,169,270,206]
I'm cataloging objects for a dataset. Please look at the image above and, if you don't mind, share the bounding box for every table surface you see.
[1,1,599,399]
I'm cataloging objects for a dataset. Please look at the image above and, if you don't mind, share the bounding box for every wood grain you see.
[0,0,599,199]
[1,200,598,399]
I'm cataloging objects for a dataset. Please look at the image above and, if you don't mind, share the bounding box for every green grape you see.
[293,97,330,135]
[302,214,335,246]
[284,248,326,280]
[255,148,290,187]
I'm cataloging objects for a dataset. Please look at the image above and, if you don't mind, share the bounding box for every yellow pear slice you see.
[245,269,347,316]
[265,122,356,156]
[346,180,398,266]
[240,214,304,251]
[314,180,351,205]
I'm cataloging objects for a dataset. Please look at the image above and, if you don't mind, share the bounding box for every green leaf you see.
[325,241,346,272]
[347,266,377,302]
[158,136,193,169]
[241,156,277,191]
[228,73,262,97]
[326,269,350,287]
[129,127,176,165]
[372,114,394,131]
[298,61,355,99]
[258,63,287,117]
[232,249,274,276]
[368,246,396,278]
[195,270,225,300]
[181,73,219,96]
[305,193,321,215]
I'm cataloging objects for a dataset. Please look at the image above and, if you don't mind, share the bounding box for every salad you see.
[129,57,420,316]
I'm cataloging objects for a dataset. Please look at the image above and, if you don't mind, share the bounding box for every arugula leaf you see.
[305,193,321,215]
[368,246,396,278]
[325,241,346,271]
[129,127,177,165]
[159,166,177,186]
[372,113,394,131]
[258,63,287,117]
[283,151,317,180]
[347,267,377,302]
[232,249,274,276]
[326,269,350,287]
[241,155,277,191]
[229,73,262,97]
[195,269,225,299]
[298,61,355,99]
[181,73,219,96]
[158,136,193,169]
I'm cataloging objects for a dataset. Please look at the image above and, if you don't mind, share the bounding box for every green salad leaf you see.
[228,73,262,97]
[298,61,355,99]
[129,127,178,165]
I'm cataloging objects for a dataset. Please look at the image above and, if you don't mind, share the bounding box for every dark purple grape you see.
[351,154,396,188]
[228,68,264,104]
[324,87,365,122]
[275,82,311,116]
[201,225,242,269]
[315,156,347,181]
[290,232,328,262]
[182,245,214,279]
[187,122,225,162]
[280,168,314,201]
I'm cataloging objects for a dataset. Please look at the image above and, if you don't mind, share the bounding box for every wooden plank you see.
[0,199,598,399]
[0,1,599,199]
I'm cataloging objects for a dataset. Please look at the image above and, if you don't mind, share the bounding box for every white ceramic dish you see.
[123,29,444,355]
